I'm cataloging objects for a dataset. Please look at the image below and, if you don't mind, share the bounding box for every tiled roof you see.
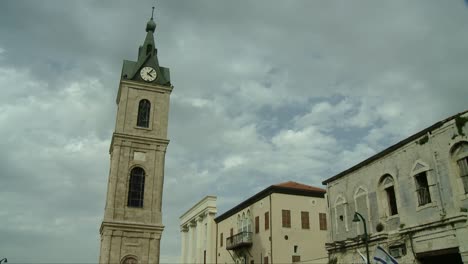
[214,181,326,223]
[274,181,326,193]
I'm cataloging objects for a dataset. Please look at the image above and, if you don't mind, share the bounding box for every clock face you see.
[140,66,157,82]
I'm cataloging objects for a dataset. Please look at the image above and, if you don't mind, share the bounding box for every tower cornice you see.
[116,79,173,104]
[109,132,170,154]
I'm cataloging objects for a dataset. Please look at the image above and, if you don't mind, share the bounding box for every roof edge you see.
[214,185,325,223]
[322,109,468,185]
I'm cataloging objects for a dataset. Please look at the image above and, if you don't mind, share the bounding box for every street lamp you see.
[0,258,7,264]
[353,212,370,264]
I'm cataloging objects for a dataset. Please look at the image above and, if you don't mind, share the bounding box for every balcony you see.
[226,231,253,250]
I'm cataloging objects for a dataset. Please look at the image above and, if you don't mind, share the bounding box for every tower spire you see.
[151,6,155,20]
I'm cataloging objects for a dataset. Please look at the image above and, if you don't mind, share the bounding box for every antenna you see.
[151,6,155,20]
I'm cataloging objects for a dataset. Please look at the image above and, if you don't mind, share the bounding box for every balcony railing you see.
[226,231,253,250]
[417,187,431,206]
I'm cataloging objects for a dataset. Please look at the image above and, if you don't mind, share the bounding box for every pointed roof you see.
[121,7,171,86]
[214,181,325,223]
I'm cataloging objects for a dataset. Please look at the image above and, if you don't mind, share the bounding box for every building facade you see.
[322,110,468,264]
[215,181,329,264]
[180,196,218,264]
[99,13,173,264]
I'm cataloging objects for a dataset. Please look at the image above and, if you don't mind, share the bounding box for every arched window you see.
[354,186,370,234]
[246,210,252,233]
[127,167,145,208]
[137,99,151,128]
[451,142,468,193]
[242,212,247,232]
[379,175,398,216]
[121,256,138,264]
[333,195,348,236]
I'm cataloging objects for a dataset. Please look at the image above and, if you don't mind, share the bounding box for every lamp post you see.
[0,258,7,264]
[353,212,370,264]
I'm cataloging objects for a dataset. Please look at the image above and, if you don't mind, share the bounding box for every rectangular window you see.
[220,233,223,247]
[292,256,301,263]
[415,172,432,206]
[458,157,468,193]
[386,186,398,215]
[264,256,269,264]
[230,228,233,244]
[265,212,269,230]
[255,216,259,233]
[282,209,291,228]
[301,211,310,229]
[319,213,327,230]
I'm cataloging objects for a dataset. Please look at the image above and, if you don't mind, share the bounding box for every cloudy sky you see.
[1,0,467,263]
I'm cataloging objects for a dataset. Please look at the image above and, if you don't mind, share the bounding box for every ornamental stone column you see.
[196,215,204,264]
[190,221,197,263]
[206,212,215,264]
[180,225,188,264]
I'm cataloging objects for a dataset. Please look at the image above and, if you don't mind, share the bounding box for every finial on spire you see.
[146,5,157,32]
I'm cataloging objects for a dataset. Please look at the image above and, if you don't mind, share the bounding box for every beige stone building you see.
[215,181,328,264]
[98,13,173,264]
[322,110,468,263]
[180,196,217,264]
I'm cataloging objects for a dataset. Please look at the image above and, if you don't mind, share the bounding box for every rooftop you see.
[322,109,468,185]
[214,181,325,223]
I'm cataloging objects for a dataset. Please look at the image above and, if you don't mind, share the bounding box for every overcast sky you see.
[1,1,467,263]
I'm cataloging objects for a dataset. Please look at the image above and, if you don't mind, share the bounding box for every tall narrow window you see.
[137,99,151,128]
[458,157,468,193]
[451,142,468,193]
[301,211,310,229]
[255,216,259,233]
[386,186,398,215]
[282,210,291,228]
[264,256,269,264]
[265,212,269,230]
[319,213,327,230]
[127,167,145,207]
[380,175,398,216]
[415,172,431,206]
[246,211,252,233]
[220,233,223,247]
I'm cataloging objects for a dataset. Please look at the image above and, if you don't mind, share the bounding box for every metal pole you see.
[355,212,370,264]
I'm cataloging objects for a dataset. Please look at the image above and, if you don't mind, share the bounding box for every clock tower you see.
[99,9,172,264]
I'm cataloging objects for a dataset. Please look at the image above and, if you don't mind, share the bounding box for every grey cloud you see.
[1,1,467,263]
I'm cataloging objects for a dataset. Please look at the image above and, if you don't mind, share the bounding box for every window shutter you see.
[319,213,327,230]
[265,212,269,230]
[282,210,291,228]
[255,216,259,233]
[301,211,310,229]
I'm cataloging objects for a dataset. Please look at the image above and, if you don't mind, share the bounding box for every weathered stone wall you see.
[325,112,468,263]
